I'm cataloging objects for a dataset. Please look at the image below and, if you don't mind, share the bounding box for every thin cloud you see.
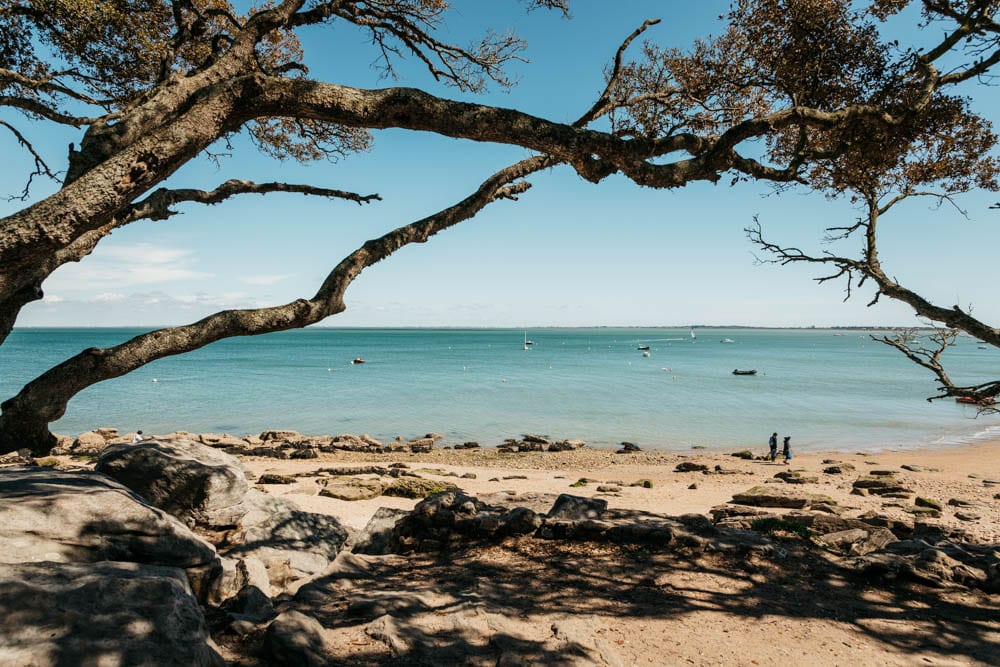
[42,242,210,294]
[240,274,290,286]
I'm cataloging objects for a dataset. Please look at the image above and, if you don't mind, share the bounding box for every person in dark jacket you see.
[782,436,792,463]
[768,432,778,461]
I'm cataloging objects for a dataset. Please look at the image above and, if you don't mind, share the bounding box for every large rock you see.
[227,490,349,587]
[96,438,250,529]
[548,494,608,520]
[0,467,219,588]
[352,507,412,555]
[0,561,224,667]
[72,430,109,455]
[264,611,333,666]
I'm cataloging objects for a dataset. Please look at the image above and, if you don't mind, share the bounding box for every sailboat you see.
[690,328,696,340]
[523,331,534,350]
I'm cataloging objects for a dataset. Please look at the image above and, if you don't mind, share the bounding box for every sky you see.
[4,1,1000,329]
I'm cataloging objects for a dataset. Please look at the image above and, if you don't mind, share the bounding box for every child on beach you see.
[768,432,778,461]
[782,436,792,463]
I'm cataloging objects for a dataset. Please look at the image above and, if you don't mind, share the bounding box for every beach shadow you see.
[286,533,1000,665]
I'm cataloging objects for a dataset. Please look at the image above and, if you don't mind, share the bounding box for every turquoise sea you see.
[2,327,999,452]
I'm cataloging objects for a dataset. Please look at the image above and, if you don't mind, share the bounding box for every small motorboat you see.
[638,345,650,351]
[720,338,735,344]
[732,369,757,375]
[352,357,366,364]
[956,396,995,405]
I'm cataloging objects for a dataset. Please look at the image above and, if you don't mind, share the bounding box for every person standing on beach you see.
[768,432,778,461]
[782,436,792,464]
[132,430,143,443]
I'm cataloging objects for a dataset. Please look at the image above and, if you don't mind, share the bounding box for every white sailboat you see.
[690,328,696,340]
[523,331,534,350]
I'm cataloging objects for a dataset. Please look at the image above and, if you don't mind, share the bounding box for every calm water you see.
[2,327,999,452]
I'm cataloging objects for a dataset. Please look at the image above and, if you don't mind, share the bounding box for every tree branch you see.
[0,120,61,199]
[121,179,382,223]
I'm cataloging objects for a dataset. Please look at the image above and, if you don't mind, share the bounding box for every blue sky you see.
[5,2,999,328]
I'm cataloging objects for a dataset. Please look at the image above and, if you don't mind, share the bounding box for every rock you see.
[522,434,551,445]
[955,511,982,522]
[852,475,913,496]
[382,478,458,499]
[207,557,249,607]
[0,561,223,667]
[548,440,582,452]
[0,449,34,465]
[319,478,385,501]
[688,483,698,490]
[228,490,348,586]
[264,611,332,667]
[730,450,754,460]
[289,447,319,459]
[774,470,819,484]
[675,461,709,472]
[630,479,654,488]
[258,473,297,484]
[815,527,896,555]
[616,441,641,454]
[352,507,412,555]
[461,472,477,479]
[0,467,219,594]
[454,441,480,449]
[95,439,250,529]
[259,430,301,442]
[730,485,835,509]
[72,430,109,455]
[904,506,941,517]
[915,497,943,511]
[901,464,928,472]
[596,485,621,493]
[502,506,543,535]
[547,494,608,520]
[408,438,435,453]
[823,463,856,474]
[224,584,275,623]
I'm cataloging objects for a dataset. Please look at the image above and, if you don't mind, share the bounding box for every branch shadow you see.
[286,531,1000,665]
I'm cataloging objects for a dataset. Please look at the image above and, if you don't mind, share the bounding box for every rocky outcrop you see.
[95,439,250,529]
[858,540,1000,592]
[0,561,224,667]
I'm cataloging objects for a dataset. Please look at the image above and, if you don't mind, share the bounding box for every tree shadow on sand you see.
[282,533,1000,665]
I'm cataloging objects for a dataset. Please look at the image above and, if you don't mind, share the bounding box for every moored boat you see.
[732,369,757,375]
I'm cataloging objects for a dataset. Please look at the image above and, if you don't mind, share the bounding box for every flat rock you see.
[319,478,385,501]
[730,485,835,509]
[382,477,458,499]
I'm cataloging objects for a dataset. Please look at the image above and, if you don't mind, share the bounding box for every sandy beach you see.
[242,439,1000,542]
[198,437,1000,665]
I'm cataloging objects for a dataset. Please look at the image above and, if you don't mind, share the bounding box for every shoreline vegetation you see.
[2,429,998,665]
